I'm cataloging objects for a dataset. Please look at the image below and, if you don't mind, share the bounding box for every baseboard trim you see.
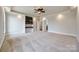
[0,33,5,49]
[48,31,76,37]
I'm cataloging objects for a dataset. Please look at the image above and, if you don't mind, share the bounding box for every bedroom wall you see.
[46,9,77,36]
[0,7,5,48]
[77,7,79,41]
[6,13,25,34]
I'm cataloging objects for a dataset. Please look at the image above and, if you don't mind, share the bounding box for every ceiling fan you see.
[34,7,45,14]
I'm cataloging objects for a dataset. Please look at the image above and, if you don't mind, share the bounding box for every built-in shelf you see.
[25,16,33,33]
[25,24,34,33]
[25,24,33,28]
[25,27,33,28]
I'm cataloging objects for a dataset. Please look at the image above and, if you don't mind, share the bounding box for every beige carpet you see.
[0,32,78,52]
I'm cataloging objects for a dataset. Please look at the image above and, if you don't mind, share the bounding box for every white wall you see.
[6,13,25,34]
[0,7,5,48]
[46,9,77,36]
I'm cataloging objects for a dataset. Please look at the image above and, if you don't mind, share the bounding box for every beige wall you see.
[46,9,77,36]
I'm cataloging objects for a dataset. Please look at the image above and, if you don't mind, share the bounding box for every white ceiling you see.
[11,6,71,16]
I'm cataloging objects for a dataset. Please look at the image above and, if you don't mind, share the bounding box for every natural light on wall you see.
[17,14,22,19]
[33,17,36,21]
[57,14,64,20]
[73,6,77,8]
[42,17,46,21]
